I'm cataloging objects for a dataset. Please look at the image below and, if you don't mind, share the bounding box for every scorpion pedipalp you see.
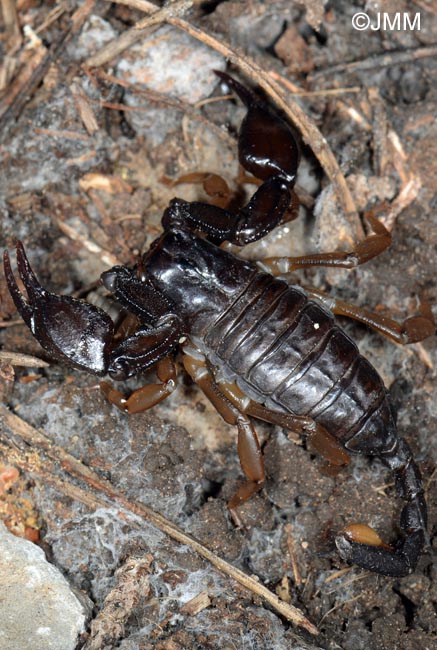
[3,242,183,379]
[4,241,114,374]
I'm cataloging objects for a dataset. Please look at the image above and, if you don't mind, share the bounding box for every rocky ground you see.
[0,1,436,649]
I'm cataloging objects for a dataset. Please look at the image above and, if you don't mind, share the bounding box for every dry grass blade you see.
[1,0,21,50]
[0,45,47,123]
[0,405,318,635]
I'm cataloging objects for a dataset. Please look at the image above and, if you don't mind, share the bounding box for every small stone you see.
[0,521,89,650]
[116,25,224,102]
[115,25,225,145]
[68,15,117,61]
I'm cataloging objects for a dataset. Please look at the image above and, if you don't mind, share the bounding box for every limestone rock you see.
[0,521,90,650]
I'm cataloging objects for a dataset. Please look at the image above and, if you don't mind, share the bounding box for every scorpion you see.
[3,71,434,577]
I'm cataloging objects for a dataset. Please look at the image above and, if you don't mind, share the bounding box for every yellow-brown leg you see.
[165,172,233,209]
[182,353,265,527]
[214,380,401,557]
[255,207,434,343]
[100,356,177,414]
[216,380,350,468]
[305,286,435,344]
[260,213,391,274]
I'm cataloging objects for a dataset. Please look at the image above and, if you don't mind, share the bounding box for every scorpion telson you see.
[4,71,434,577]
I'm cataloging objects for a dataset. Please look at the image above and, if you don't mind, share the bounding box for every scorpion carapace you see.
[4,71,434,577]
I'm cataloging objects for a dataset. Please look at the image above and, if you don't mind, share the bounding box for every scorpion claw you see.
[4,241,114,374]
[3,247,33,327]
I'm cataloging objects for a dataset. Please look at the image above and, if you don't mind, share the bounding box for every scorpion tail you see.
[336,439,427,576]
[214,69,301,185]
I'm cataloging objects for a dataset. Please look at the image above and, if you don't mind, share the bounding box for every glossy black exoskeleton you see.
[4,71,434,577]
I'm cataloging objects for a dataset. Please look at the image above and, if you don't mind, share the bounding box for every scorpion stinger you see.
[336,436,428,576]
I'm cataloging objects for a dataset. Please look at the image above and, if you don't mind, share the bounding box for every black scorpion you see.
[4,71,434,576]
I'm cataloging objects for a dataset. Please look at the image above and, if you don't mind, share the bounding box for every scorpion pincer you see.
[4,71,434,577]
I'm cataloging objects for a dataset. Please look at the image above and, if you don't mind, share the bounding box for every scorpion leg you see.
[259,212,392,274]
[216,381,350,468]
[167,159,300,220]
[165,172,233,209]
[101,356,177,413]
[261,211,434,341]
[252,398,428,575]
[183,352,265,527]
[304,287,435,344]
[216,381,428,575]
[162,72,300,246]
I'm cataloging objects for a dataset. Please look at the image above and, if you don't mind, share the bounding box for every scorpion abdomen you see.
[205,272,397,455]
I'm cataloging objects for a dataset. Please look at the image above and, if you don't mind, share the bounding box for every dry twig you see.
[0,405,318,635]
[85,0,194,68]
[285,523,302,587]
[1,0,21,50]
[0,351,49,367]
[309,44,437,79]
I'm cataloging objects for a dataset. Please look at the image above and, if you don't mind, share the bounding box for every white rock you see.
[116,25,225,145]
[116,25,224,102]
[68,15,117,61]
[0,522,88,650]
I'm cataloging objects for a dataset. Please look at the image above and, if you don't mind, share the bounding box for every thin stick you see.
[0,405,318,635]
[1,0,20,39]
[0,319,24,328]
[0,351,49,367]
[285,523,301,586]
[309,44,437,79]
[85,0,193,68]
[269,70,361,97]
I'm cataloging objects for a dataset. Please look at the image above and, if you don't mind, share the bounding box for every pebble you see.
[0,521,90,650]
[116,25,225,145]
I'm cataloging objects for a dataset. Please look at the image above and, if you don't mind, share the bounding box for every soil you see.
[0,2,436,649]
